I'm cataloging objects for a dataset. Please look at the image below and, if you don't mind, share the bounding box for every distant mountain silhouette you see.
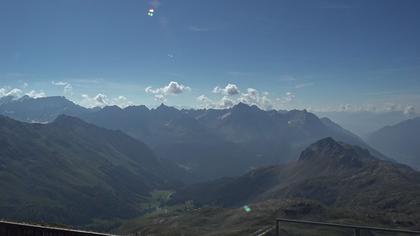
[0,96,386,181]
[0,96,89,123]
[315,110,416,138]
[188,104,386,162]
[368,117,420,169]
[80,102,383,180]
[0,115,184,226]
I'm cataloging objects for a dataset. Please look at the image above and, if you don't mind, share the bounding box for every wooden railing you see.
[0,220,117,236]
[276,218,420,236]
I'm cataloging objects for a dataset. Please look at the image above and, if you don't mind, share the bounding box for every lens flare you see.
[243,205,252,213]
[148,8,155,17]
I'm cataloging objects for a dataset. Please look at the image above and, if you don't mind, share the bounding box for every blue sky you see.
[0,0,419,112]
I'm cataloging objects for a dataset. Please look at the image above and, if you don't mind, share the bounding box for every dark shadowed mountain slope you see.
[118,138,420,235]
[172,138,420,215]
[368,117,420,169]
[0,96,90,123]
[0,115,184,226]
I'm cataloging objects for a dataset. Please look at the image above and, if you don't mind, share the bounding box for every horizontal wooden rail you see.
[276,218,420,236]
[0,220,118,236]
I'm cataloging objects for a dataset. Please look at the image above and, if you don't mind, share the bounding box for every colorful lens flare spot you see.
[243,205,252,213]
[148,9,155,16]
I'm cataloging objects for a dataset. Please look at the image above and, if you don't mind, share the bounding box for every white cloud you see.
[260,95,273,110]
[0,88,23,98]
[219,96,235,109]
[145,86,157,94]
[1,87,44,99]
[164,81,190,94]
[238,88,274,110]
[239,88,259,105]
[213,83,240,96]
[196,95,235,109]
[212,87,220,94]
[80,94,109,108]
[197,95,214,109]
[145,81,190,95]
[95,94,107,105]
[197,94,211,103]
[7,88,23,97]
[80,94,135,108]
[26,90,46,98]
[154,94,167,102]
[199,86,277,110]
[145,81,191,102]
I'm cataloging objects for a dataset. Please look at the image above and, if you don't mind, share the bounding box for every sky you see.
[0,0,419,113]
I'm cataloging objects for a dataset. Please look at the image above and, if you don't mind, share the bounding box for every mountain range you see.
[78,102,386,180]
[0,95,90,123]
[0,115,184,226]
[0,96,391,181]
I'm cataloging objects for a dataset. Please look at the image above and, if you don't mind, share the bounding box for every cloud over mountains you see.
[145,81,191,102]
[213,84,240,96]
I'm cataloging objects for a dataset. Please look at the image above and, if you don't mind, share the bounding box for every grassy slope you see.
[0,115,180,227]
